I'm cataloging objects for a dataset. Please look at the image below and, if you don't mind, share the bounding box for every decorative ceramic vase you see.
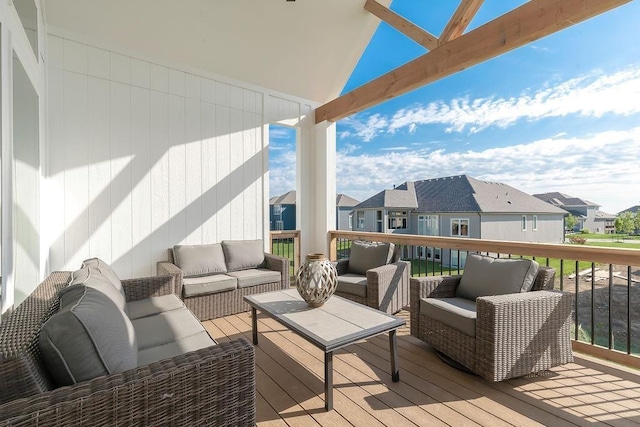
[295,253,338,307]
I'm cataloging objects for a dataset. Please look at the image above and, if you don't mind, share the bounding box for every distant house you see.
[533,192,616,234]
[269,191,360,231]
[353,175,567,268]
[618,205,640,216]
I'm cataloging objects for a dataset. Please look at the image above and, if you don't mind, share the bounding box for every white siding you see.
[47,35,268,278]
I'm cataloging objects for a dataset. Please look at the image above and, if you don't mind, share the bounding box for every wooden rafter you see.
[364,0,438,51]
[440,0,484,44]
[316,0,630,124]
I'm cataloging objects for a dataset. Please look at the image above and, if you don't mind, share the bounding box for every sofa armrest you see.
[475,290,573,381]
[121,274,175,302]
[365,261,410,313]
[157,261,184,298]
[264,253,290,289]
[334,258,350,276]
[0,338,256,426]
[409,275,461,337]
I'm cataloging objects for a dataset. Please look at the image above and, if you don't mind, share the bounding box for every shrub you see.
[568,236,587,244]
[580,228,590,234]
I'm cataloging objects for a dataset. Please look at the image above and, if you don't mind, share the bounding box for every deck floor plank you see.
[205,309,640,427]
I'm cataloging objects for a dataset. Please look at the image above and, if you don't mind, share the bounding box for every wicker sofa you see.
[0,269,256,426]
[335,241,410,314]
[157,240,289,320]
[410,254,573,382]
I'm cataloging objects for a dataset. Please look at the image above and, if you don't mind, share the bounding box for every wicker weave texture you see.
[0,272,256,426]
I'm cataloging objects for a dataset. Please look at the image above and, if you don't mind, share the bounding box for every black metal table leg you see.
[389,329,400,382]
[325,351,333,410]
[251,307,258,345]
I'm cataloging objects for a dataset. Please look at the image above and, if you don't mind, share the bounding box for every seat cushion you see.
[456,254,539,300]
[173,243,227,277]
[336,273,368,298]
[39,286,137,386]
[126,294,185,320]
[132,307,207,350]
[421,297,477,337]
[227,268,281,288]
[182,274,237,297]
[68,267,128,314]
[81,257,123,295]
[222,239,265,271]
[348,241,394,275]
[138,331,216,366]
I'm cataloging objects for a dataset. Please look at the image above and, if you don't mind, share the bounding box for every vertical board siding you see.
[47,35,269,278]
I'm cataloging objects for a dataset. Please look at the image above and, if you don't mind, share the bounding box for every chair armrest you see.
[0,339,256,426]
[475,290,573,381]
[264,253,290,289]
[334,258,350,275]
[121,275,175,302]
[409,275,461,337]
[157,261,184,298]
[365,261,410,313]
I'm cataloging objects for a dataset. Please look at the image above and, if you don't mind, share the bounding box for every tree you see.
[615,211,635,234]
[634,211,640,234]
[565,214,578,233]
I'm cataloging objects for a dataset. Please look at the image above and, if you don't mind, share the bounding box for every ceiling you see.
[43,0,391,104]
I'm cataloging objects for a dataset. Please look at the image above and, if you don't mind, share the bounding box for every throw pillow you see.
[348,241,395,275]
[455,254,539,300]
[221,240,265,271]
[173,243,227,277]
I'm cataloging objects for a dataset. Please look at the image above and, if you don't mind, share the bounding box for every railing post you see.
[329,232,337,261]
[294,231,301,273]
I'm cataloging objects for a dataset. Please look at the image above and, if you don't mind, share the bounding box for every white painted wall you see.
[46,35,279,278]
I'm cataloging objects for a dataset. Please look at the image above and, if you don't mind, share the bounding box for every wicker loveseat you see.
[335,241,410,314]
[0,270,255,426]
[158,240,289,320]
[410,254,573,382]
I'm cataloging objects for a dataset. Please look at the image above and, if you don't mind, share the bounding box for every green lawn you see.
[585,241,640,249]
[567,232,640,240]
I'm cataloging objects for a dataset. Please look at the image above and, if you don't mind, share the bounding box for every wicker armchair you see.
[334,249,410,315]
[0,272,256,427]
[410,266,574,382]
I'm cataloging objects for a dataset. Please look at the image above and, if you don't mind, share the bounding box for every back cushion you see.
[173,243,227,277]
[82,257,123,294]
[456,254,539,300]
[69,267,128,314]
[348,241,395,275]
[222,240,265,272]
[39,286,137,386]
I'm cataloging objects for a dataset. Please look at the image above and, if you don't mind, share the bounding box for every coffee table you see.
[244,289,405,411]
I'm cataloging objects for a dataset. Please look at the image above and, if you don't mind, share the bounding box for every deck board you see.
[205,309,640,426]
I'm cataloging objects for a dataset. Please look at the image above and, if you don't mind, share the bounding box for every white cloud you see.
[379,146,410,151]
[339,67,640,140]
[335,127,640,214]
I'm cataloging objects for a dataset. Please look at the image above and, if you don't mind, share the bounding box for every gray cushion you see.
[39,286,137,386]
[137,331,216,366]
[455,254,539,300]
[182,274,237,297]
[336,273,368,298]
[421,297,477,337]
[222,239,265,271]
[68,267,128,314]
[126,294,185,320]
[227,268,281,288]
[348,241,394,275]
[173,243,227,277]
[132,307,207,350]
[81,257,123,295]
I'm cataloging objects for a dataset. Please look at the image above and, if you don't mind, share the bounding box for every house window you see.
[418,215,439,236]
[388,211,408,230]
[348,214,353,229]
[275,220,284,231]
[273,204,282,216]
[427,247,441,261]
[357,211,365,229]
[522,215,527,231]
[533,215,538,231]
[451,219,469,237]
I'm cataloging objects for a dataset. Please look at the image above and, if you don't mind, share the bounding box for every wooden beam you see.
[364,0,438,51]
[316,0,630,124]
[440,0,484,44]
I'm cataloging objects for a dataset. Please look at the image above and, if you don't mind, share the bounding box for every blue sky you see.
[270,0,640,214]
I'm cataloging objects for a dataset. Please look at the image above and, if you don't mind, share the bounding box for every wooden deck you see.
[204,310,640,426]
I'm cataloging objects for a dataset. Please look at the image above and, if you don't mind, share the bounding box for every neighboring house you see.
[353,175,567,267]
[269,191,360,231]
[534,192,616,234]
[618,205,640,216]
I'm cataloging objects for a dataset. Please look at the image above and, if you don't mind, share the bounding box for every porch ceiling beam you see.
[439,0,484,44]
[364,0,439,51]
[316,0,630,124]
